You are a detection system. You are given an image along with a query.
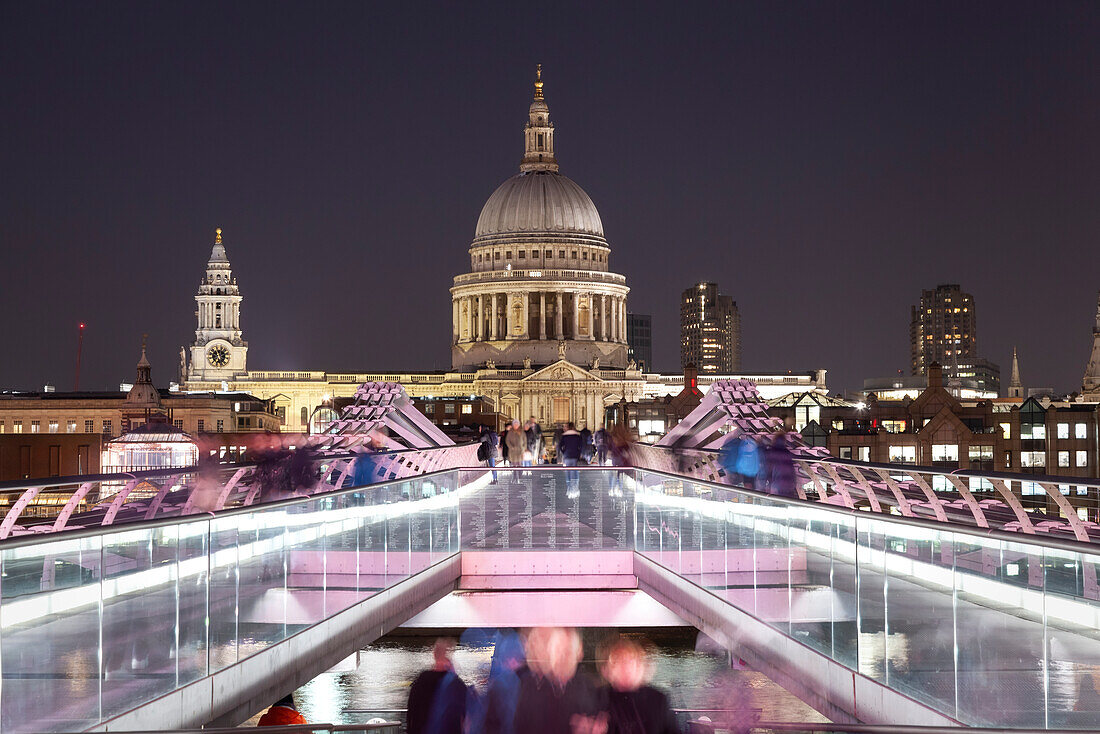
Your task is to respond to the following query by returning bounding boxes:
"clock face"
[207,345,230,368]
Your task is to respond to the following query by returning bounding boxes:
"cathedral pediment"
[523,360,603,383]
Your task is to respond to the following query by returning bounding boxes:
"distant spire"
[1008,346,1023,398]
[1084,291,1100,395]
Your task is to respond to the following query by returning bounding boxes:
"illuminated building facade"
[180,70,825,431]
[909,284,999,394]
[1084,291,1100,398]
[680,282,741,373]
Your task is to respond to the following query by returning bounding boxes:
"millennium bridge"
[3,382,1100,732]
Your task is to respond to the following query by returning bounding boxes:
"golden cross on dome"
[215,227,222,244]
[534,63,544,99]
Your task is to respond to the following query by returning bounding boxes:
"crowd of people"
[407,630,682,734]
[477,420,636,470]
[717,430,797,498]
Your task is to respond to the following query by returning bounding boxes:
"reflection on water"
[251,628,829,727]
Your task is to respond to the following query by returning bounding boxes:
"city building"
[0,345,282,480]
[770,363,1100,516]
[626,313,652,371]
[180,70,825,430]
[1084,291,1100,398]
[862,357,1001,401]
[680,282,741,373]
[909,283,999,394]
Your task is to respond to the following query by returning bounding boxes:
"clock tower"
[185,228,248,382]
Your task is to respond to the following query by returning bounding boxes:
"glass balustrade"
[4,466,1100,731]
[633,468,1100,729]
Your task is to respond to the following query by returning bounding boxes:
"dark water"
[249,628,829,728]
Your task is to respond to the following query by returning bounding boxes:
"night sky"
[2,2,1098,395]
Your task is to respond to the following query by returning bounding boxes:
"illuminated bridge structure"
[3,383,1100,731]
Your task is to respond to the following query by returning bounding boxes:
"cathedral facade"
[181,70,828,433]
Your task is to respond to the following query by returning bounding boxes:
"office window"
[31,420,40,434]
[444,403,455,415]
[1020,424,1046,440]
[832,420,844,431]
[13,421,22,434]
[48,420,58,434]
[1077,451,1088,468]
[1021,451,1045,468]
[839,446,852,459]
[461,404,473,414]
[1077,423,1088,439]
[101,420,111,435]
[1021,481,1043,496]
[0,421,4,433]
[1058,423,1070,439]
[216,420,224,433]
[858,446,870,462]
[1058,451,1071,468]
[932,444,959,462]
[66,420,76,433]
[84,419,94,433]
[1000,423,1011,439]
[174,419,184,430]
[197,419,205,432]
[881,420,906,434]
[1004,451,1012,468]
[888,446,916,463]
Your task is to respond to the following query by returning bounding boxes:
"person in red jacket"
[258,694,307,726]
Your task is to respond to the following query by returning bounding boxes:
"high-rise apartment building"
[626,313,652,370]
[910,284,977,376]
[680,282,741,373]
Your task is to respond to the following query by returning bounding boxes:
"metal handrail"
[636,465,1100,555]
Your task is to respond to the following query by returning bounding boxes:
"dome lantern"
[521,64,558,173]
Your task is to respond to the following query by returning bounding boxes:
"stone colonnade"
[454,290,628,344]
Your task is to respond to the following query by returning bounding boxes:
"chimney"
[928,361,943,388]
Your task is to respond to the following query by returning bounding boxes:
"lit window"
[839,446,852,459]
[858,446,870,462]
[932,444,959,462]
[1077,451,1088,468]
[31,420,40,434]
[888,445,916,463]
[1076,423,1088,439]
[66,420,76,433]
[1057,423,1070,439]
[13,421,22,434]
[1021,451,1046,468]
[48,420,58,434]
[461,404,473,414]
[1058,451,1070,468]
[1000,423,1011,439]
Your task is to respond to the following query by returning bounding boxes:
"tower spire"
[1084,291,1100,396]
[1008,346,1022,398]
[520,64,558,173]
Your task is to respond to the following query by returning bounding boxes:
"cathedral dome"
[474,171,604,239]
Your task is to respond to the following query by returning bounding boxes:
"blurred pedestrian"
[558,423,584,495]
[479,424,500,483]
[505,420,526,468]
[580,425,594,463]
[258,694,307,726]
[763,432,797,498]
[594,427,609,466]
[408,638,467,734]
[599,637,680,734]
[516,628,606,734]
[525,417,543,464]
[732,435,761,490]
[481,630,527,734]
